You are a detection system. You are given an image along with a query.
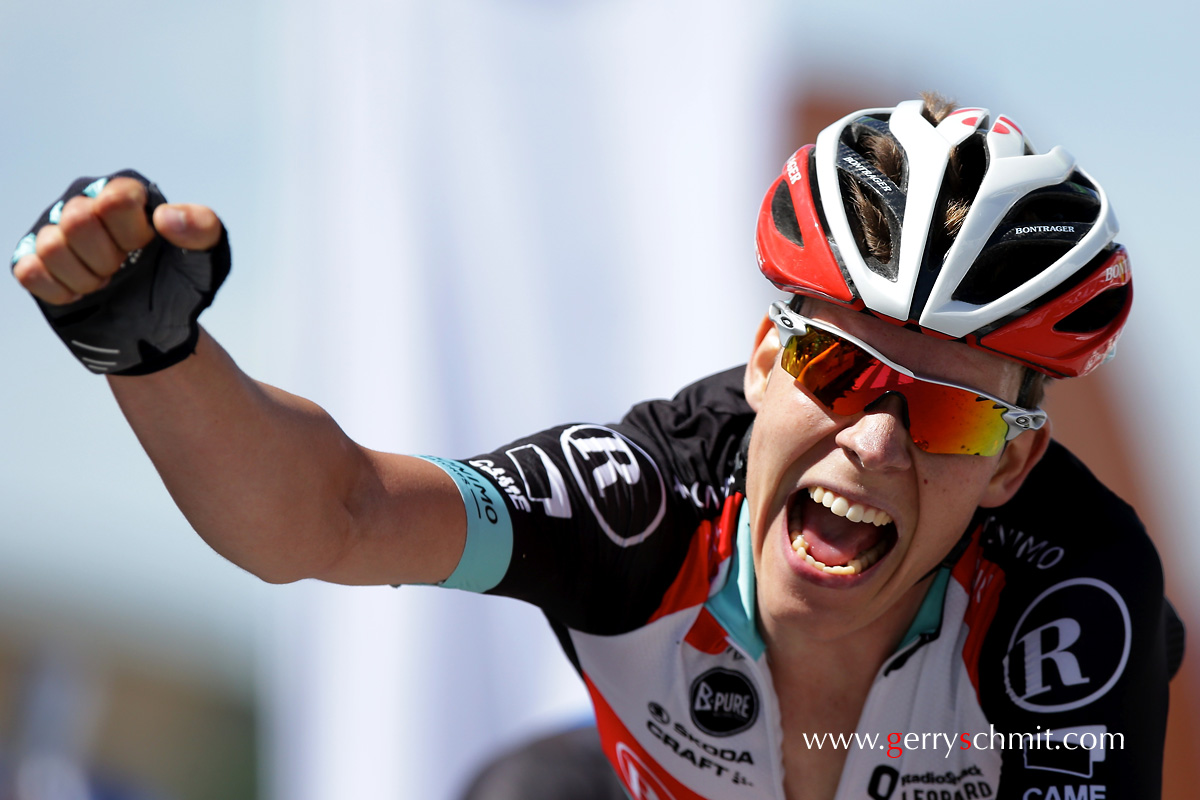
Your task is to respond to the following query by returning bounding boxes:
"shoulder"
[451,367,754,634]
[620,365,751,439]
[614,366,754,501]
[977,440,1163,656]
[969,441,1170,790]
[981,439,1158,581]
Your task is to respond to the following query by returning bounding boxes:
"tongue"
[791,499,884,566]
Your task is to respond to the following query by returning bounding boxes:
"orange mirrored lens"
[781,331,1009,456]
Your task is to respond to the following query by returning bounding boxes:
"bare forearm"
[108,328,365,583]
[16,176,464,586]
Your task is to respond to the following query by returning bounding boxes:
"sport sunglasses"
[767,301,1047,456]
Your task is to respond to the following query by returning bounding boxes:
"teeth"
[807,487,891,529]
[791,486,896,577]
[791,530,891,576]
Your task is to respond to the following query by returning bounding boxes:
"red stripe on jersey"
[954,530,1007,697]
[647,518,714,625]
[684,607,730,655]
[646,494,743,625]
[585,675,711,800]
[950,525,983,591]
[709,494,741,581]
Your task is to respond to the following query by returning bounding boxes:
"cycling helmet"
[755,98,1132,378]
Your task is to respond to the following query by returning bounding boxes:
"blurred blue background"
[2,1,1196,798]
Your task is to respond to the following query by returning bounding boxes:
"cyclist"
[11,94,1180,799]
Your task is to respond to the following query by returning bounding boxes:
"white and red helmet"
[756,99,1132,378]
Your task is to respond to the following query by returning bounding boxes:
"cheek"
[756,375,833,448]
[910,459,999,557]
[746,381,845,566]
[746,384,826,498]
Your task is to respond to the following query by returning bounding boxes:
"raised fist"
[11,171,231,375]
[13,177,222,306]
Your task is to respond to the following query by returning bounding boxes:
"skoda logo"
[689,668,759,737]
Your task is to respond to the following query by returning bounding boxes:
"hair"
[845,91,1049,409]
[846,91,978,263]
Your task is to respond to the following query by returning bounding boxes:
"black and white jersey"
[418,367,1176,799]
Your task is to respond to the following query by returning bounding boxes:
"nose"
[834,392,913,472]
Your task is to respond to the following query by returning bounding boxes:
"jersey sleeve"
[416,366,754,636]
[975,442,1173,798]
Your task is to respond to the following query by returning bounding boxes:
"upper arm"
[975,467,1170,798]
[317,369,752,618]
[325,421,706,630]
[310,450,468,586]
[987,582,1170,798]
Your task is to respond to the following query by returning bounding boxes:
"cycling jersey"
[419,367,1176,800]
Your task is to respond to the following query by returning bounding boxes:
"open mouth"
[787,487,898,576]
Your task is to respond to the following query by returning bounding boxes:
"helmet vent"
[1055,283,1130,333]
[942,132,987,239]
[952,177,1102,306]
[952,241,1072,305]
[839,172,900,280]
[771,182,804,247]
[1005,181,1100,227]
[835,128,906,282]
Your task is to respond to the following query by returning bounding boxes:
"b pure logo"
[689,668,759,737]
[561,425,666,547]
[1003,578,1131,713]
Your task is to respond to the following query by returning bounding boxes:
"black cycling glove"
[11,170,230,375]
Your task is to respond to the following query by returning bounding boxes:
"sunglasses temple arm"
[1002,407,1048,440]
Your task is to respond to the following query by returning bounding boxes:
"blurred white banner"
[259,1,775,797]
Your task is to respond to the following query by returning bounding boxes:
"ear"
[744,314,780,412]
[978,420,1052,508]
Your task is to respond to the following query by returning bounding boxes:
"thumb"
[152,203,223,250]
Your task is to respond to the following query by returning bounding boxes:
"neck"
[763,575,936,800]
[764,571,933,675]
[763,571,935,725]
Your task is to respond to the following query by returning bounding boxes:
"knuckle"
[58,196,96,235]
[97,179,147,216]
[13,260,69,304]
[12,256,41,286]
[35,225,67,259]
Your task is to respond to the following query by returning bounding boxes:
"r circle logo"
[560,425,666,547]
[689,668,759,737]
[1002,578,1131,713]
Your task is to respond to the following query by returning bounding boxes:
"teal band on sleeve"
[416,455,514,593]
